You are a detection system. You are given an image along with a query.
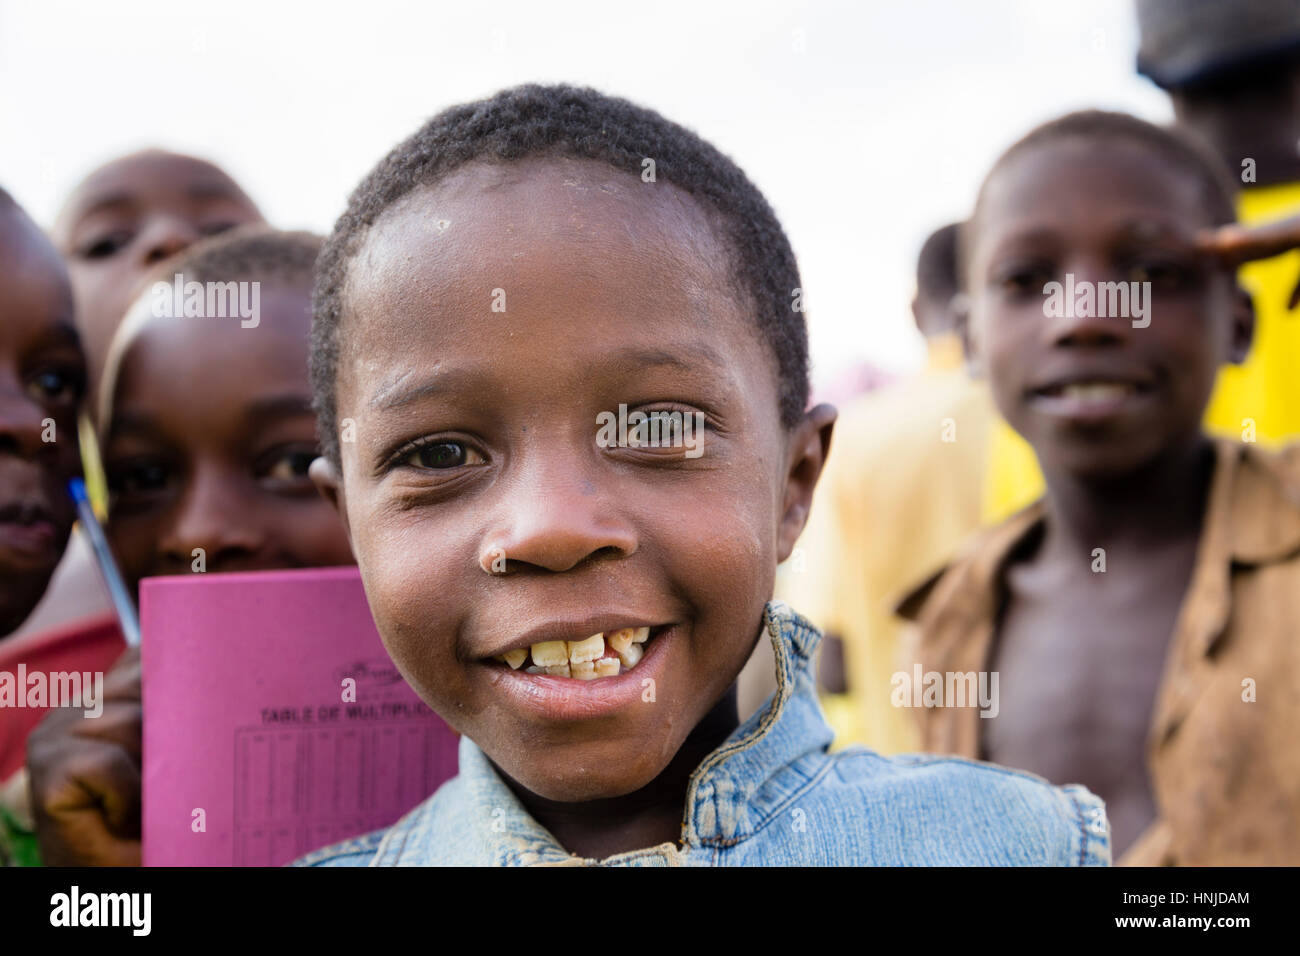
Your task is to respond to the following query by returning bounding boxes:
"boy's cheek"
[68,269,123,349]
[354,525,464,660]
[659,481,777,644]
[272,499,355,567]
[107,519,158,589]
[43,422,82,492]
[980,326,1029,413]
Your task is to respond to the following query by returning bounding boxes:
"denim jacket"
[294,601,1110,866]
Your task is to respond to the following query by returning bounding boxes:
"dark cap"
[1136,0,1300,89]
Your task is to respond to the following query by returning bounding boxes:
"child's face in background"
[321,157,821,802]
[0,209,85,634]
[52,152,264,389]
[102,282,353,594]
[966,140,1250,478]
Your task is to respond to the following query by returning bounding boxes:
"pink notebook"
[140,566,459,866]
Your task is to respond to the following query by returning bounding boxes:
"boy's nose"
[1046,263,1134,349]
[137,214,201,267]
[158,466,266,569]
[479,471,637,575]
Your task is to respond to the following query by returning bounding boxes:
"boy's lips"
[483,623,678,721]
[0,501,62,563]
[1025,371,1157,423]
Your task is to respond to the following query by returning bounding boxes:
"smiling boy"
[297,84,1109,866]
[0,190,84,639]
[0,187,90,865]
[901,110,1300,865]
[24,227,355,866]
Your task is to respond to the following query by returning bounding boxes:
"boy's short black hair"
[963,109,1239,276]
[310,83,808,466]
[917,222,962,301]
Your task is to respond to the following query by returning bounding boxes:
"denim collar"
[368,601,831,865]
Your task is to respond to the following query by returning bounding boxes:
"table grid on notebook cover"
[233,720,458,866]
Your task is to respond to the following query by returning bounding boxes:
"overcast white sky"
[0,0,1169,384]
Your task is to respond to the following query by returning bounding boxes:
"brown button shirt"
[899,440,1300,865]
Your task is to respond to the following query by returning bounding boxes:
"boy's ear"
[951,292,983,377]
[309,456,351,537]
[1228,284,1255,365]
[777,402,836,563]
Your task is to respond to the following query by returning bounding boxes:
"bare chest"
[982,551,1193,852]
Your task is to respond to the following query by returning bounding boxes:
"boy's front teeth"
[570,659,618,680]
[1060,382,1134,400]
[567,633,605,663]
[529,641,569,667]
[498,627,654,677]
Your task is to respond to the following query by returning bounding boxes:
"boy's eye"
[256,447,319,487]
[600,404,715,462]
[994,263,1054,296]
[105,459,173,499]
[1127,260,1190,289]
[27,366,86,406]
[198,220,242,238]
[79,229,134,260]
[400,439,486,470]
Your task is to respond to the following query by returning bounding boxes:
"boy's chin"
[492,743,671,803]
[1039,432,1177,481]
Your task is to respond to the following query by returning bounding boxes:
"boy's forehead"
[337,157,777,404]
[58,152,248,228]
[120,279,310,354]
[2,204,64,266]
[0,206,73,307]
[128,309,306,368]
[976,139,1210,248]
[110,323,315,447]
[112,285,313,414]
[369,157,726,259]
[348,156,739,326]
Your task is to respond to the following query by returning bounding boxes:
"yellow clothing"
[777,336,994,753]
[983,182,1300,522]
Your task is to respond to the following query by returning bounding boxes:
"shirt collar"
[371,600,831,865]
[1221,440,1300,565]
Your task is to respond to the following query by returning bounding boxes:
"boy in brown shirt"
[901,110,1300,865]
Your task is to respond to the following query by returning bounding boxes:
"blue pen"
[68,477,141,648]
